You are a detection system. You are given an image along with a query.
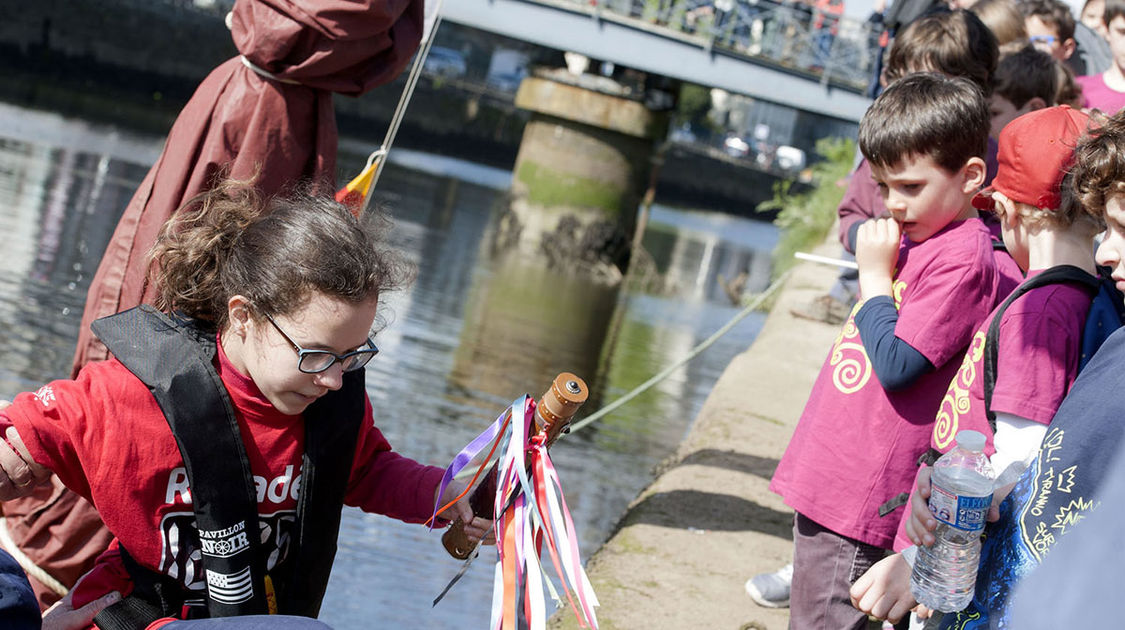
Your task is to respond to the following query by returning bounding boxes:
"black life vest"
[90,306,365,626]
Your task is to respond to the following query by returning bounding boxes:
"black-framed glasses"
[264,313,379,374]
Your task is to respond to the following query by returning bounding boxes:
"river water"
[0,101,778,627]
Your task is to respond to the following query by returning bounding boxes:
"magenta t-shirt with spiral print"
[887,274,1090,551]
[930,273,1090,456]
[770,219,1018,549]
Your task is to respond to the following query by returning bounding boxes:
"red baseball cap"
[972,106,1091,212]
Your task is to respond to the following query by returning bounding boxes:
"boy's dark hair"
[993,45,1059,109]
[1021,0,1077,41]
[1055,60,1083,107]
[1072,110,1125,219]
[1104,0,1125,26]
[860,73,990,173]
[884,9,999,96]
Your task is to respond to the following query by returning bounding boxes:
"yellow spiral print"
[933,331,987,449]
[829,301,873,394]
[831,341,872,393]
[892,278,906,308]
[831,301,864,347]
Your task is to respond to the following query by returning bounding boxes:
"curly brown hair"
[1071,111,1125,222]
[148,178,411,330]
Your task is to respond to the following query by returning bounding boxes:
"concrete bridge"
[442,0,878,123]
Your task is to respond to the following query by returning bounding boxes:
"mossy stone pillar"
[508,74,667,276]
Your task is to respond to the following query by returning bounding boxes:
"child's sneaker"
[744,563,793,608]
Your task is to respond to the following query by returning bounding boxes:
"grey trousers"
[789,512,896,630]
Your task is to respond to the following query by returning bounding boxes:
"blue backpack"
[983,265,1125,429]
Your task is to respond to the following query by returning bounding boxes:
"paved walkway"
[551,238,846,630]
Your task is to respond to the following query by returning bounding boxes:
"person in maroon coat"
[3,0,425,609]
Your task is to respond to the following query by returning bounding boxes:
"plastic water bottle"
[910,430,994,612]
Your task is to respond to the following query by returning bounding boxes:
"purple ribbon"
[429,404,513,529]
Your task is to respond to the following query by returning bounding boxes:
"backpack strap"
[93,305,368,619]
[93,306,270,617]
[983,266,1099,433]
[1078,268,1125,370]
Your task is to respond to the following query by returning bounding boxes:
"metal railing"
[534,0,884,91]
[151,0,884,92]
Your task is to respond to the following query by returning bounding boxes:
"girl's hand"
[439,479,495,546]
[906,467,938,547]
[0,420,51,501]
[42,590,121,630]
[856,218,901,299]
[989,480,1017,523]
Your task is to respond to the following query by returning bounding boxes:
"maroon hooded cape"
[71,0,423,373]
[7,0,422,609]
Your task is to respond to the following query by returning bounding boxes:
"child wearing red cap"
[767,73,1020,629]
[850,105,1103,628]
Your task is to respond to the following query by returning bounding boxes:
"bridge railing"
[532,0,885,92]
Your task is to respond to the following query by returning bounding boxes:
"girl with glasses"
[0,179,492,625]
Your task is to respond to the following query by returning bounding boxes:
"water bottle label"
[928,485,991,531]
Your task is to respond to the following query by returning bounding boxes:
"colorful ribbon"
[428,406,512,529]
[433,395,599,629]
[491,397,599,630]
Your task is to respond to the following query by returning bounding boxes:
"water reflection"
[0,127,153,392]
[0,103,778,628]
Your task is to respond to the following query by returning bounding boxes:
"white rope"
[793,251,858,270]
[359,0,447,214]
[567,268,792,434]
[453,269,794,479]
[0,516,68,596]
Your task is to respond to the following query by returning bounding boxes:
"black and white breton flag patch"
[205,566,254,604]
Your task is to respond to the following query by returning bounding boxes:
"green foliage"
[641,0,664,21]
[674,83,718,134]
[757,136,856,278]
[678,84,711,120]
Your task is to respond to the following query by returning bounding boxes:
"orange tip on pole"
[335,159,378,216]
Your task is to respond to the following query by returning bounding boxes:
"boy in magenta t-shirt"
[1077,0,1125,113]
[849,107,1104,627]
[768,73,1020,629]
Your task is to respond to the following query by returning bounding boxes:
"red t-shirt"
[0,340,444,606]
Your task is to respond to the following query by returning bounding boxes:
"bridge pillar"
[504,71,668,278]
